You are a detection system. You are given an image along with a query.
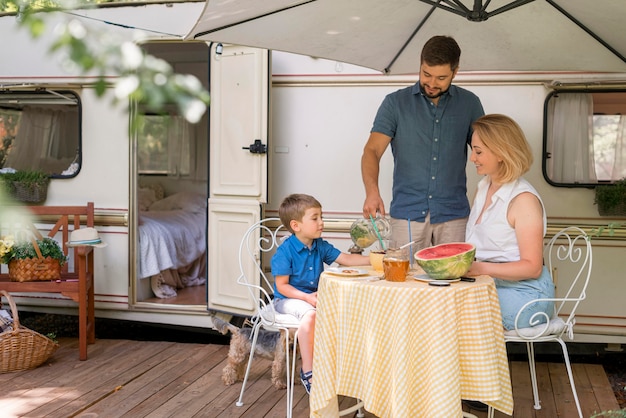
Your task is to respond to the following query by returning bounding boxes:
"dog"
[213,315,292,390]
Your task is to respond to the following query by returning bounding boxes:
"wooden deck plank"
[533,361,559,418]
[550,362,581,417]
[574,362,602,417]
[23,339,176,417]
[140,345,232,418]
[587,363,621,415]
[0,338,620,418]
[121,344,229,417]
[80,343,223,417]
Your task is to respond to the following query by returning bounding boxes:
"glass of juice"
[383,247,409,282]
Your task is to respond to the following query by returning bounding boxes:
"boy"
[271,194,370,394]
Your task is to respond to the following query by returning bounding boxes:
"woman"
[465,114,554,330]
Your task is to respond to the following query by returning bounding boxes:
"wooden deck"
[0,337,620,418]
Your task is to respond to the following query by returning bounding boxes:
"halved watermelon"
[414,242,476,280]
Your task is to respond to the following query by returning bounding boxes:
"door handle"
[242,139,267,154]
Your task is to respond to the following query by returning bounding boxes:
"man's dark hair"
[421,36,461,70]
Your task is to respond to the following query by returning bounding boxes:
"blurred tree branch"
[0,0,210,123]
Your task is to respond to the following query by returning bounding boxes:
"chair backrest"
[237,218,288,325]
[545,226,593,327]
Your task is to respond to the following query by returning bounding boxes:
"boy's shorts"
[273,298,315,320]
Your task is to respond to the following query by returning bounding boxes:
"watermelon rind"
[414,242,476,280]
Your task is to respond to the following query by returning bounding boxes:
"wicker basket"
[0,290,59,373]
[7,239,62,282]
[7,180,49,204]
[597,201,626,217]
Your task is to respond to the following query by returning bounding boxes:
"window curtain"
[5,106,78,172]
[546,93,597,183]
[167,115,192,177]
[611,116,626,180]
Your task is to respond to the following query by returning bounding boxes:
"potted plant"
[0,235,66,282]
[594,178,626,216]
[0,169,50,203]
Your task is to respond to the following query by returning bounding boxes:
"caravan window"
[543,90,626,187]
[137,110,192,176]
[0,91,81,178]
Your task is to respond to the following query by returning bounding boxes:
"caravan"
[0,1,625,345]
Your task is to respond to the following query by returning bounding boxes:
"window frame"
[542,88,626,188]
[0,89,82,179]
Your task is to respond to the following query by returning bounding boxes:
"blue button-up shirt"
[271,234,341,299]
[372,83,484,223]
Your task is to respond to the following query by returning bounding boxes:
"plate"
[326,267,369,277]
[413,274,461,283]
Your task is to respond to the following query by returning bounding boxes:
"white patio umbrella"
[185,0,626,74]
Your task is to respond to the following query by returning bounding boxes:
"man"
[361,35,484,249]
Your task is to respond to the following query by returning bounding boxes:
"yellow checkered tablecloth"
[310,270,514,418]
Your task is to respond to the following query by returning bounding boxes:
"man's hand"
[363,194,386,218]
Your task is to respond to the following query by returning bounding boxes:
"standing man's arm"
[362,132,392,218]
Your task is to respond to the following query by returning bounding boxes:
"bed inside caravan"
[137,185,207,301]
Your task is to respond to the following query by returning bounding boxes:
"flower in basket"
[1,237,67,282]
[1,237,66,266]
[0,235,14,261]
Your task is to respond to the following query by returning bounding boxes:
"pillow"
[149,191,207,213]
[139,183,164,200]
[504,317,566,338]
[138,187,157,211]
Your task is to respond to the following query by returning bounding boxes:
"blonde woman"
[465,114,554,331]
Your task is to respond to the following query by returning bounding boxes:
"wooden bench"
[0,202,96,360]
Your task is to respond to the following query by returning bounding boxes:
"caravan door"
[207,44,270,316]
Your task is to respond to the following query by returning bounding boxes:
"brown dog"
[213,315,290,389]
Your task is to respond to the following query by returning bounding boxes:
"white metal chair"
[235,218,365,418]
[234,218,301,418]
[503,226,592,418]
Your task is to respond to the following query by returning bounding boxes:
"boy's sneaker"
[300,369,312,395]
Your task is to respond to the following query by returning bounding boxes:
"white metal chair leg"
[287,330,298,418]
[526,341,541,410]
[487,405,494,418]
[236,322,262,407]
[558,339,583,418]
[339,399,364,416]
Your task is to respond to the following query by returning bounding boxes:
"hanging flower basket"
[0,170,50,204]
[7,181,49,203]
[595,179,626,217]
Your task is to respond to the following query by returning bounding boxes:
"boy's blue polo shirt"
[271,234,341,299]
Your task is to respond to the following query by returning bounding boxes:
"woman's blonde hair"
[472,114,533,183]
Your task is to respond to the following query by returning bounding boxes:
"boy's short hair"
[278,193,322,233]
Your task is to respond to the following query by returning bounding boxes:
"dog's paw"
[272,379,287,390]
[222,366,238,386]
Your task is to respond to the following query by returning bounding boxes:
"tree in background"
[0,0,210,124]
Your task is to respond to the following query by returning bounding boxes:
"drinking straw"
[369,214,386,250]
[408,218,413,268]
[399,240,417,249]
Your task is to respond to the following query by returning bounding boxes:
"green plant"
[591,409,626,418]
[591,221,625,238]
[0,169,49,191]
[45,332,58,344]
[595,178,626,215]
[0,236,66,266]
